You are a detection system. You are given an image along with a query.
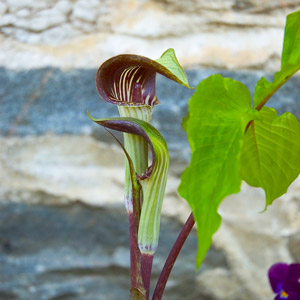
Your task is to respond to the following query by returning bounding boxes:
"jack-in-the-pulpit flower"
[268,262,300,300]
[89,116,169,254]
[96,48,191,107]
[94,49,191,255]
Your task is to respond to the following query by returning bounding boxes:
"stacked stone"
[0,0,299,69]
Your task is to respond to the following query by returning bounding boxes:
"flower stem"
[152,212,195,300]
[129,205,144,294]
[126,145,147,296]
[141,253,154,298]
[118,106,153,299]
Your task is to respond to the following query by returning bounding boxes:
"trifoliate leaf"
[240,107,300,206]
[178,74,257,268]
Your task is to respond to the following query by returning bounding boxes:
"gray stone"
[1,27,40,44]
[72,20,97,33]
[0,201,227,300]
[0,0,299,70]
[0,1,68,37]
[16,7,67,32]
[0,135,125,207]
[288,232,300,261]
[0,2,7,16]
[5,0,51,13]
[196,268,250,300]
[0,67,299,162]
[71,0,99,23]
[53,0,73,16]
[15,8,31,18]
[0,14,16,27]
[40,24,82,45]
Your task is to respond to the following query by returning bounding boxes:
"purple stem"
[152,212,195,300]
[129,212,144,292]
[141,253,154,298]
[129,186,147,297]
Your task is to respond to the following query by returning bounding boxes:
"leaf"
[88,115,169,254]
[240,107,300,206]
[96,48,191,107]
[178,74,257,268]
[155,48,191,89]
[254,10,300,110]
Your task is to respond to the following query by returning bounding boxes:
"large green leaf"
[88,115,169,254]
[240,107,300,206]
[178,74,257,267]
[254,10,300,110]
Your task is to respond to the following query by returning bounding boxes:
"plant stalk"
[129,190,144,295]
[119,106,153,299]
[152,212,195,300]
[141,253,154,299]
[125,133,148,296]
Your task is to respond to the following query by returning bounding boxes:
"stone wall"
[1,0,300,70]
[0,1,300,300]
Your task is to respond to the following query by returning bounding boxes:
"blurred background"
[0,1,300,299]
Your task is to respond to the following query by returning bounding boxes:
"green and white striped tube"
[119,106,170,254]
[118,106,153,213]
[138,134,169,254]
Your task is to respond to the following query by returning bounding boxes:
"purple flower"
[268,263,300,300]
[95,49,191,107]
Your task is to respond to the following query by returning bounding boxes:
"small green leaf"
[240,107,300,206]
[281,10,300,68]
[89,114,169,254]
[254,10,300,110]
[178,74,257,267]
[155,48,192,89]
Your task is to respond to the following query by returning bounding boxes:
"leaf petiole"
[152,212,195,300]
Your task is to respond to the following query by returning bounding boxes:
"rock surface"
[1,67,299,163]
[0,201,229,300]
[0,0,299,70]
[0,133,300,300]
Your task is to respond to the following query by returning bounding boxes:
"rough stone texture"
[0,135,125,207]
[1,133,300,300]
[0,0,299,70]
[288,232,300,261]
[0,201,229,300]
[1,67,300,161]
